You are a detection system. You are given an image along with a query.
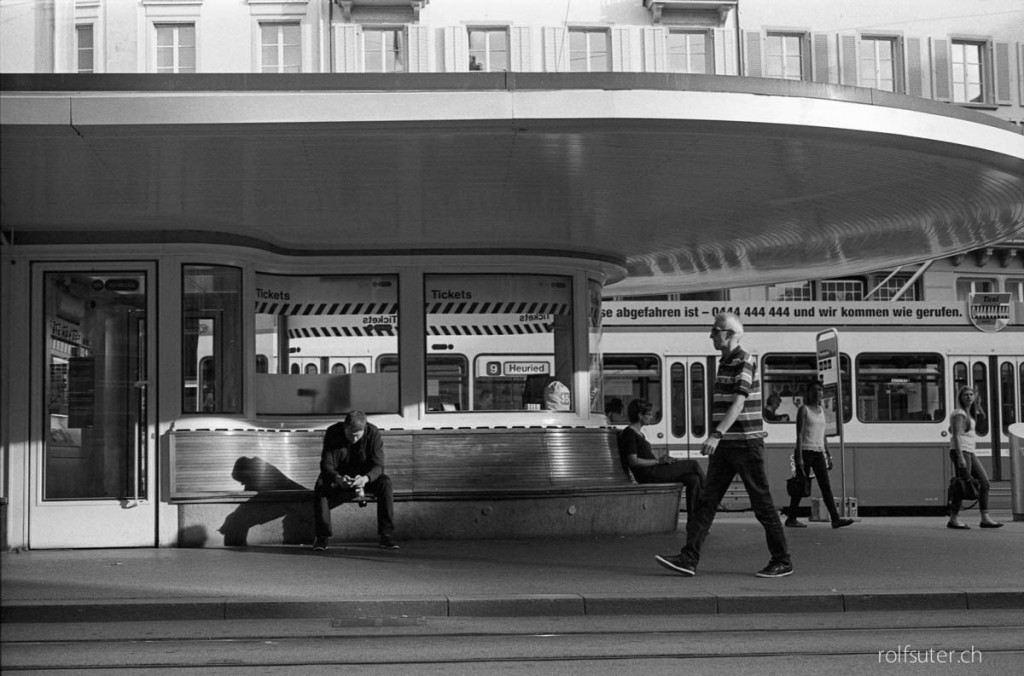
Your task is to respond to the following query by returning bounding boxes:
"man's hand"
[701,436,720,456]
[346,475,369,489]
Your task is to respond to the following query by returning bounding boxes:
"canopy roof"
[2,73,1023,294]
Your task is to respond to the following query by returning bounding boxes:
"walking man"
[655,312,792,578]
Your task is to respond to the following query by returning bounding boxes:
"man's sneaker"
[784,518,807,528]
[755,561,794,578]
[312,536,328,551]
[831,518,854,529]
[378,535,400,550]
[654,554,696,576]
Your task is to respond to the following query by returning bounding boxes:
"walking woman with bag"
[947,386,1002,530]
[784,381,854,529]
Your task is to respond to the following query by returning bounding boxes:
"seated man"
[763,393,790,422]
[617,399,705,515]
[312,410,398,550]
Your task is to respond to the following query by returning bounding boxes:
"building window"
[859,37,897,92]
[182,265,242,414]
[364,27,406,73]
[869,273,920,301]
[667,30,710,74]
[770,282,812,301]
[427,274,574,412]
[261,22,301,73]
[253,273,399,415]
[76,25,94,73]
[156,24,195,73]
[956,277,997,301]
[569,29,609,72]
[1007,279,1024,302]
[764,32,805,81]
[951,40,985,103]
[468,28,508,72]
[820,279,865,302]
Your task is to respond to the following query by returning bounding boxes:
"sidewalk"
[2,513,1021,623]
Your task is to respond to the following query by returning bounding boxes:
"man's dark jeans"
[313,474,395,538]
[681,440,789,566]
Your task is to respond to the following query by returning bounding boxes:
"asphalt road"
[3,610,1022,674]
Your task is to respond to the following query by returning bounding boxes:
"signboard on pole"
[816,329,841,437]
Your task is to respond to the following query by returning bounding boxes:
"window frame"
[951,38,990,105]
[859,34,903,93]
[764,31,808,81]
[856,352,945,424]
[76,24,95,74]
[260,21,302,73]
[568,27,610,73]
[154,22,196,74]
[602,353,663,424]
[467,26,510,72]
[666,29,714,74]
[363,25,407,73]
[762,353,853,425]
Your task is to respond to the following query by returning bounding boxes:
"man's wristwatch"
[711,430,723,439]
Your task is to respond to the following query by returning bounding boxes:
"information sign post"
[816,329,850,517]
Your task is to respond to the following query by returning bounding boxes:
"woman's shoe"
[946,522,970,530]
[979,522,1003,529]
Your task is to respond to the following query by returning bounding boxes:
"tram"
[255,291,1021,514]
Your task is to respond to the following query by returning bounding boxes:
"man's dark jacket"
[318,422,385,486]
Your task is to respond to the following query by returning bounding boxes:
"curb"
[3,590,1022,624]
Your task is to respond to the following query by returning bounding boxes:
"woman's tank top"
[799,405,827,452]
[950,409,977,453]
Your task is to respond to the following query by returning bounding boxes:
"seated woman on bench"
[618,399,705,516]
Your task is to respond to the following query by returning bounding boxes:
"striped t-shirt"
[713,347,766,443]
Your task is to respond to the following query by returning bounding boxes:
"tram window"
[426,274,574,412]
[474,355,556,411]
[182,264,242,414]
[691,362,706,437]
[379,354,469,412]
[602,354,662,424]
[254,273,398,415]
[762,354,852,423]
[857,353,944,423]
[1000,362,1017,434]
[670,363,686,436]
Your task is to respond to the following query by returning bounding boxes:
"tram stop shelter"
[2,73,1024,549]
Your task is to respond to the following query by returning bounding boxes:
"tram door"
[30,268,157,548]
[950,356,1003,480]
[602,354,709,456]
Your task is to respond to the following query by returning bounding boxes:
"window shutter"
[643,27,665,72]
[811,33,831,83]
[406,25,430,72]
[511,26,533,72]
[905,37,924,97]
[611,27,632,72]
[334,24,360,73]
[743,30,762,78]
[714,27,736,75]
[838,33,857,85]
[544,26,567,72]
[443,26,468,72]
[994,41,1011,105]
[931,38,951,101]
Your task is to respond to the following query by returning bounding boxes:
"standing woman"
[784,382,854,529]
[618,399,705,516]
[948,386,1002,529]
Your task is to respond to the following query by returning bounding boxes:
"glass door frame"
[28,261,158,549]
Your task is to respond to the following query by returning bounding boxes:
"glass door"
[30,266,156,548]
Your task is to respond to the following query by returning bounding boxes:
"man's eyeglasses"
[709,327,731,336]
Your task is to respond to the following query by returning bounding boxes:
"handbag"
[949,475,981,502]
[786,472,811,499]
